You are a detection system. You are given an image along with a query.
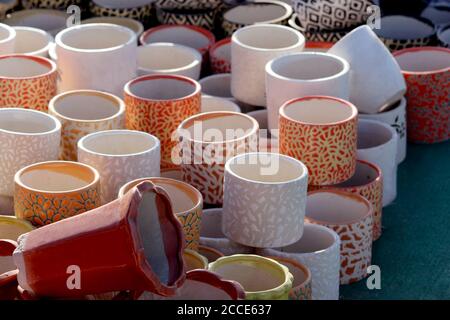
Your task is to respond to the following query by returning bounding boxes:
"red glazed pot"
[209,37,231,74]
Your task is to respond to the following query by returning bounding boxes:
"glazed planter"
[222,0,293,36]
[14,161,101,227]
[438,24,450,48]
[246,109,279,153]
[0,108,61,199]
[184,249,208,271]
[209,254,293,300]
[279,96,358,186]
[22,0,84,10]
[231,24,305,107]
[209,37,231,74]
[118,177,202,250]
[48,90,125,161]
[13,181,185,298]
[257,223,340,300]
[137,43,202,79]
[329,25,407,114]
[78,130,161,204]
[89,0,154,25]
[360,97,407,163]
[124,74,201,169]
[200,208,254,256]
[201,96,241,113]
[374,15,436,52]
[82,17,144,37]
[394,47,450,144]
[223,152,308,248]
[177,111,259,205]
[305,190,373,285]
[156,7,217,31]
[266,52,350,131]
[304,41,334,52]
[357,119,398,207]
[0,54,57,111]
[55,23,137,97]
[0,23,16,54]
[198,245,223,263]
[288,14,350,43]
[266,256,312,300]
[12,26,53,57]
[3,9,67,36]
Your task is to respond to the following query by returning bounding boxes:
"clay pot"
[183,249,208,271]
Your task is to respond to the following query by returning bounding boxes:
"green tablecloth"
[341,141,450,300]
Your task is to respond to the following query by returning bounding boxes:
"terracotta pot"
[89,0,154,25]
[0,108,61,200]
[184,249,208,271]
[177,111,259,204]
[209,254,293,300]
[14,161,101,227]
[209,37,231,74]
[79,130,160,204]
[13,181,185,298]
[279,96,358,186]
[256,223,340,300]
[81,17,144,37]
[223,152,308,248]
[198,245,223,262]
[0,54,57,111]
[12,26,53,57]
[306,190,373,285]
[201,95,241,113]
[48,90,125,161]
[118,177,202,250]
[393,47,450,144]
[3,9,67,36]
[0,23,15,55]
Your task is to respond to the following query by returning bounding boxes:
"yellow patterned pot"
[184,249,208,271]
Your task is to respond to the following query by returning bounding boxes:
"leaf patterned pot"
[14,161,101,227]
[0,23,16,54]
[156,7,217,31]
[209,37,231,74]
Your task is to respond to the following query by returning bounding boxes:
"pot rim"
[224,0,293,26]
[81,16,145,36]
[198,245,224,259]
[359,96,406,117]
[12,26,53,56]
[393,46,450,75]
[0,108,61,137]
[0,23,16,45]
[209,37,231,59]
[0,215,35,233]
[265,255,311,290]
[374,15,436,40]
[184,249,209,270]
[357,118,398,151]
[0,54,56,80]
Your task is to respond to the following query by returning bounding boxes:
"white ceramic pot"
[246,109,279,153]
[4,9,67,36]
[13,26,53,57]
[201,95,241,113]
[265,52,350,131]
[199,73,234,99]
[0,23,16,55]
[357,119,398,207]
[256,223,340,300]
[137,42,202,79]
[82,17,144,37]
[78,130,160,204]
[231,24,305,106]
[55,23,137,97]
[0,108,61,198]
[359,97,407,163]
[223,152,308,248]
[328,25,406,114]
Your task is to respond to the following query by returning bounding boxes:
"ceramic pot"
[118,177,202,250]
[0,108,61,199]
[360,97,407,163]
[78,130,161,204]
[0,23,16,55]
[184,249,208,271]
[279,96,358,186]
[305,190,373,285]
[0,54,57,111]
[222,152,308,248]
[292,0,372,30]
[222,0,293,36]
[0,195,14,215]
[156,7,217,31]
[22,0,84,10]
[209,254,293,300]
[304,41,334,52]
[161,168,183,181]
[177,111,259,205]
[0,0,18,20]
[82,17,145,37]
[329,25,407,114]
[12,26,53,57]
[201,95,241,113]
[231,24,305,107]
[14,161,101,227]
[3,9,67,36]
[13,181,185,298]
[438,23,450,48]
[421,2,450,27]
[266,256,312,300]
[55,23,137,97]
[156,0,221,10]
[393,47,450,144]
[124,74,201,169]
[209,37,231,74]
[200,208,254,256]
[89,0,154,25]
[288,14,351,43]
[198,245,223,262]
[374,15,436,52]
[266,52,350,131]
[137,43,202,79]
[199,73,235,100]
[256,223,340,300]
[246,109,279,154]
[48,90,125,161]
[357,119,398,207]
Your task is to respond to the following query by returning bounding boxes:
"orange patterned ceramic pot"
[279,96,358,186]
[118,177,203,250]
[14,161,101,227]
[48,90,125,161]
[0,54,57,111]
[124,74,201,169]
[305,189,373,285]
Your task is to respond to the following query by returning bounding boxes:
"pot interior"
[375,15,435,39]
[200,209,225,238]
[7,10,67,32]
[357,120,394,149]
[200,74,232,97]
[212,40,231,61]
[334,161,379,188]
[198,246,223,262]
[143,27,210,51]
[0,25,13,41]
[0,109,57,134]
[59,25,133,50]
[14,28,51,54]
[279,224,336,254]
[201,96,240,113]
[0,257,15,275]
[173,279,233,300]
[395,49,450,73]
[0,219,32,241]
[129,76,197,100]
[0,56,51,78]
[275,259,308,288]
[82,17,142,34]
[183,251,207,271]
[235,25,301,50]
[225,3,287,24]
[138,44,200,71]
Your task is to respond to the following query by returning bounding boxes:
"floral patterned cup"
[14,161,101,227]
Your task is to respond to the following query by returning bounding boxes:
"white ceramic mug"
[13,26,53,57]
[265,52,350,131]
[0,23,16,55]
[55,23,137,97]
[231,24,305,106]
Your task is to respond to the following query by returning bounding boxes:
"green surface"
[341,141,450,300]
